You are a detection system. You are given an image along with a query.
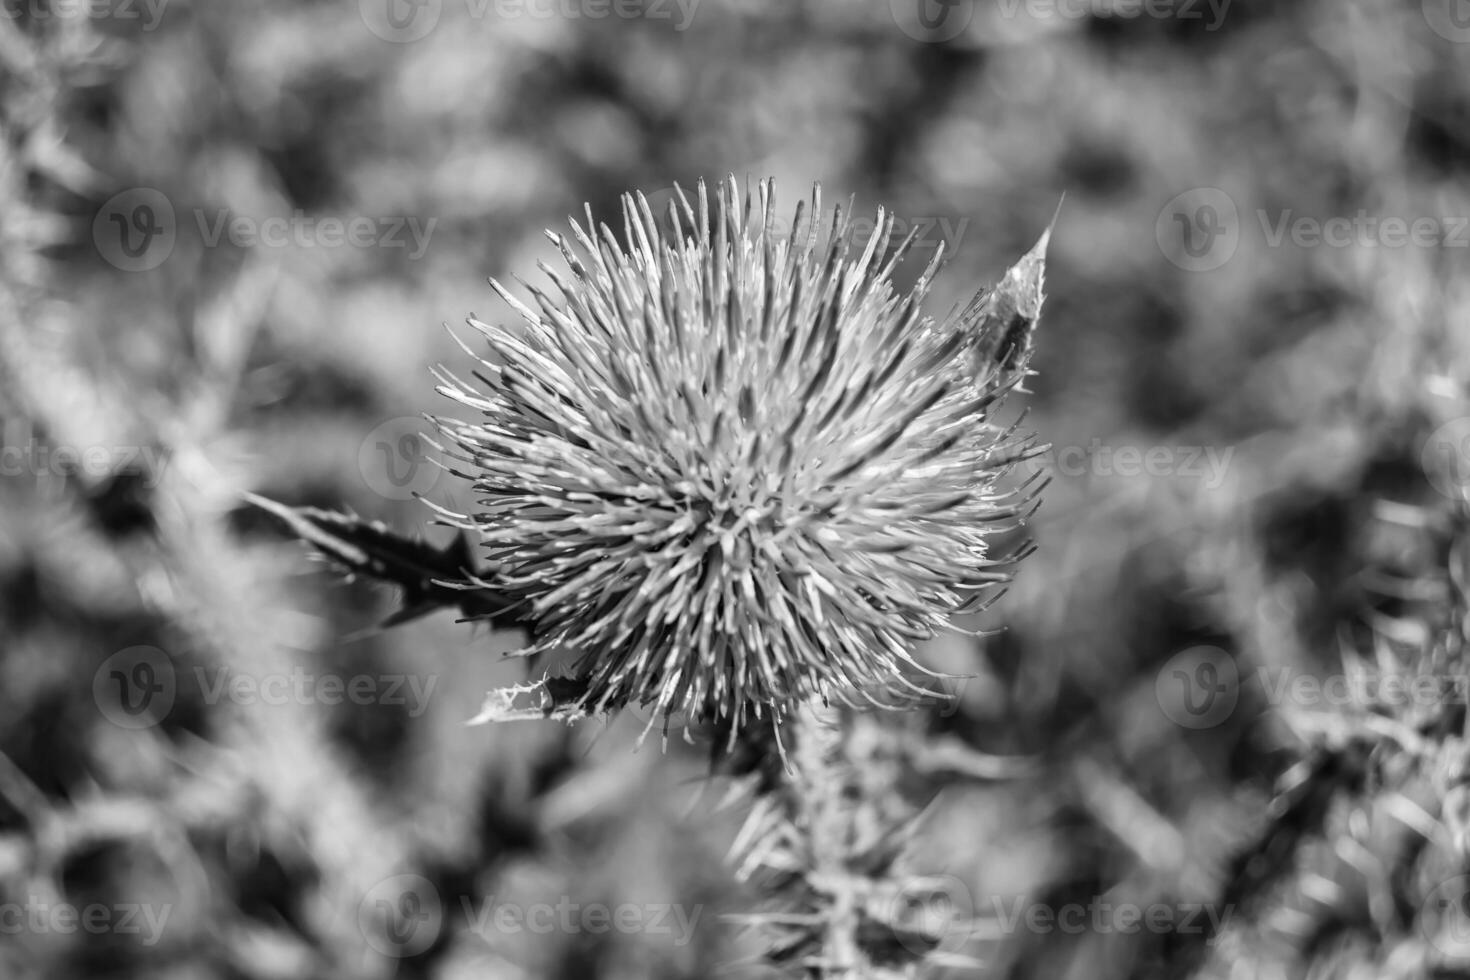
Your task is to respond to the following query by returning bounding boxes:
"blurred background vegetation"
[2,0,1469,977]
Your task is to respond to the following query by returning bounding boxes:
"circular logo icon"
[358,417,442,501]
[885,874,973,956]
[1422,875,1470,959]
[93,645,176,729]
[93,188,176,272]
[890,0,974,42]
[1155,188,1239,272]
[360,0,443,42]
[1155,645,1239,729]
[359,874,443,957]
[1424,0,1470,43]
[1422,417,1470,500]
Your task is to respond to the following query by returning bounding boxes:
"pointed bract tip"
[1025,196,1063,263]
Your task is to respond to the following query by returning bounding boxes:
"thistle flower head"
[434,176,1049,737]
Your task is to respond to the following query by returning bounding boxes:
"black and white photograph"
[1,1,1469,977]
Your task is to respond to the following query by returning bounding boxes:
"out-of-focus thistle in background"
[2,2,1470,979]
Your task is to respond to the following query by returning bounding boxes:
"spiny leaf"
[243,492,520,629]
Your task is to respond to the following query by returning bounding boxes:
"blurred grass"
[1,0,1469,977]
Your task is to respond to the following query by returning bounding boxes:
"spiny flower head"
[433,176,1050,738]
